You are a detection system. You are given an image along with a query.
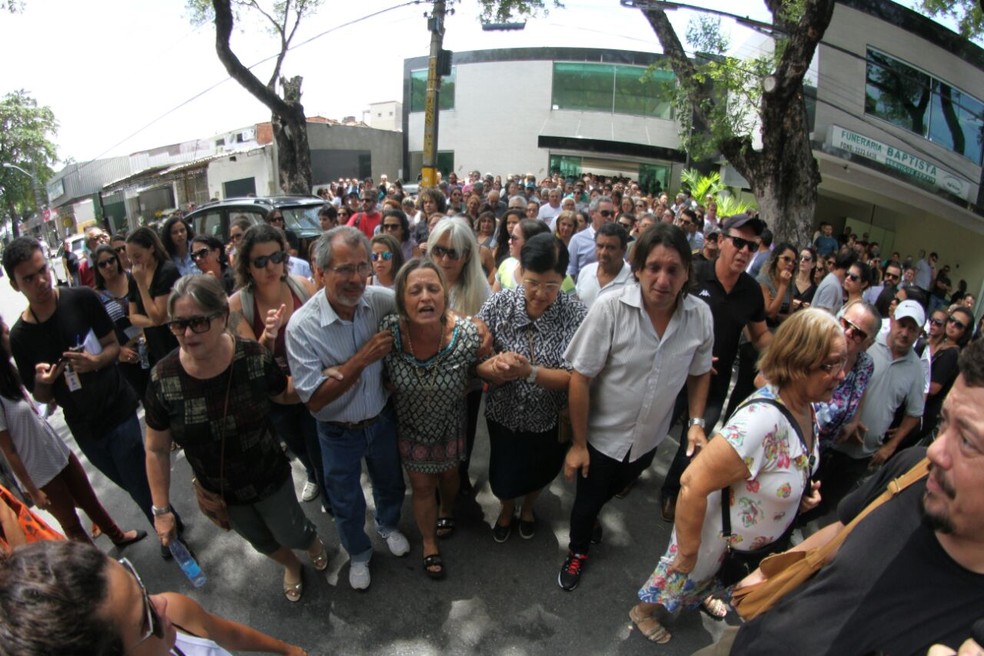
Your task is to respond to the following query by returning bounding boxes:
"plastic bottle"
[137,336,150,369]
[169,539,207,588]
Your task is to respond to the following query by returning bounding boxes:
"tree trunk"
[274,76,312,194]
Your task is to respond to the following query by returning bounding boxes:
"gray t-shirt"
[812,272,844,314]
[0,394,70,489]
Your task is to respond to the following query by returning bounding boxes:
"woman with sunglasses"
[911,306,974,446]
[368,234,404,290]
[0,318,147,548]
[126,227,180,369]
[227,225,327,513]
[380,208,419,261]
[842,261,871,307]
[0,540,308,654]
[160,214,197,276]
[190,235,236,294]
[427,217,492,497]
[92,244,148,395]
[146,275,329,604]
[110,234,131,270]
[791,247,818,311]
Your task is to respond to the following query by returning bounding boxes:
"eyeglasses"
[598,210,614,217]
[250,251,287,268]
[190,247,210,261]
[845,272,861,282]
[119,558,163,648]
[840,317,869,342]
[929,318,945,327]
[371,251,393,262]
[114,245,128,254]
[800,255,813,262]
[268,215,285,223]
[523,279,562,293]
[167,312,223,335]
[779,255,794,262]
[723,234,758,252]
[382,223,402,231]
[818,355,849,375]
[328,262,372,278]
[948,317,968,331]
[619,221,634,228]
[431,245,467,261]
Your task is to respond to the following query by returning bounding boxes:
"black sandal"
[423,553,446,580]
[436,516,456,539]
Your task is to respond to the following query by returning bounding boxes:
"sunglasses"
[97,257,118,269]
[599,210,615,218]
[268,215,284,222]
[840,316,869,342]
[431,245,466,261]
[845,272,861,282]
[371,251,393,262]
[723,234,757,252]
[119,558,163,648]
[883,272,900,281]
[114,245,128,254]
[167,312,223,335]
[382,223,402,231]
[800,255,813,262]
[250,251,287,268]
[190,247,211,261]
[929,318,945,327]
[948,317,968,331]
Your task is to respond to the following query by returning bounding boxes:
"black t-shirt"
[691,260,766,399]
[10,287,138,442]
[732,448,984,656]
[129,260,180,366]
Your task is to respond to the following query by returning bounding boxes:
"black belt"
[326,411,383,430]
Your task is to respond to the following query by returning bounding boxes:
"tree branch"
[772,0,836,98]
[212,0,289,114]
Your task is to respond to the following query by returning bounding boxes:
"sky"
[0,0,962,168]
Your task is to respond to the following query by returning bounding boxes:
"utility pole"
[421,0,447,189]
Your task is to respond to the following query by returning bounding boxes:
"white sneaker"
[301,481,319,502]
[381,529,410,557]
[349,560,371,590]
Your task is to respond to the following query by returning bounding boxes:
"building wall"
[405,52,682,181]
[369,101,402,132]
[206,147,277,199]
[306,124,402,184]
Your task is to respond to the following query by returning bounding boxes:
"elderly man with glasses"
[566,195,616,281]
[78,226,109,288]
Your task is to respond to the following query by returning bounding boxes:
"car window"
[281,206,320,234]
[196,211,224,239]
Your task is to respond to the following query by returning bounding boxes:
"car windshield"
[280,205,320,235]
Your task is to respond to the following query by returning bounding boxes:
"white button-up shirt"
[574,260,634,309]
[564,285,714,462]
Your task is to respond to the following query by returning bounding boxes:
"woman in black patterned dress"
[381,258,482,579]
[477,233,587,543]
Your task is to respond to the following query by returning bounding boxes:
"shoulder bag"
[730,457,929,620]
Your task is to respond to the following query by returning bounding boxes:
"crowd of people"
[1,168,983,655]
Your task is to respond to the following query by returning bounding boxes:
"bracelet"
[526,365,539,384]
[151,504,173,517]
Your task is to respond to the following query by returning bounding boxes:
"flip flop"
[283,569,304,603]
[423,553,446,580]
[629,606,672,644]
[699,595,729,620]
[436,516,456,539]
[309,539,329,572]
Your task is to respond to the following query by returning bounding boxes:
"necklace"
[403,320,446,390]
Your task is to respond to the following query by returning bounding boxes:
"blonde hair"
[757,308,842,387]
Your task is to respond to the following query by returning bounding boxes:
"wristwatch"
[688,417,706,429]
[526,365,539,384]
[151,504,173,517]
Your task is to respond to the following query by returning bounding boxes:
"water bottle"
[169,539,207,588]
[137,336,150,370]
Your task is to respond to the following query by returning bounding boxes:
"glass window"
[549,155,583,179]
[552,63,616,112]
[614,67,674,119]
[864,48,983,165]
[552,62,675,118]
[638,163,670,196]
[409,68,456,112]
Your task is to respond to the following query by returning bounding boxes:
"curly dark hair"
[159,215,195,259]
[235,223,287,290]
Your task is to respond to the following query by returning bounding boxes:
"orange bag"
[0,484,64,551]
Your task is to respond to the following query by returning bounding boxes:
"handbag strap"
[721,397,813,540]
[216,339,236,500]
[812,457,930,562]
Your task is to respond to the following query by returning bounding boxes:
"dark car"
[185,195,325,260]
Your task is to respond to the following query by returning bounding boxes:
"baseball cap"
[894,299,926,326]
[720,213,765,236]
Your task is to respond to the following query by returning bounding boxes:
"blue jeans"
[76,413,155,528]
[316,406,406,563]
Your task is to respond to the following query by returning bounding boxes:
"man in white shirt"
[574,223,633,309]
[567,196,615,280]
[537,189,563,224]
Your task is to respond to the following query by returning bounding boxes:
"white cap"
[894,299,925,326]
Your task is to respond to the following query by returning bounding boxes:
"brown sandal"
[629,606,672,644]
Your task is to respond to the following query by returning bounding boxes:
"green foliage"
[680,169,756,215]
[476,0,562,23]
[185,0,323,39]
[919,0,984,40]
[0,90,58,231]
[0,0,24,12]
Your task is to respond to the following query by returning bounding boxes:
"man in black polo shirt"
[659,214,772,521]
[4,237,179,557]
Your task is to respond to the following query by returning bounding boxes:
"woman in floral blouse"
[477,233,587,543]
[628,309,846,645]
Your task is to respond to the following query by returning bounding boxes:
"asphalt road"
[0,273,737,656]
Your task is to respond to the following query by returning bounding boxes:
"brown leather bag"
[730,457,929,621]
